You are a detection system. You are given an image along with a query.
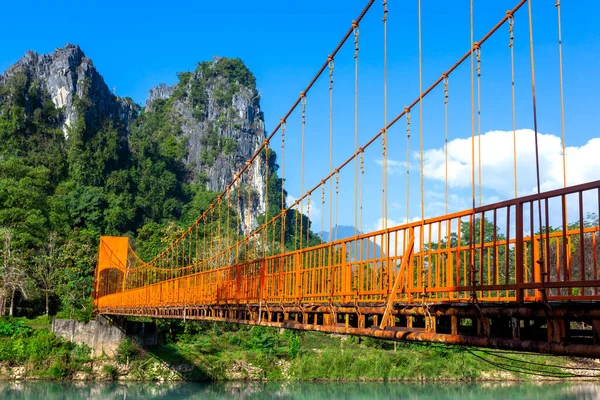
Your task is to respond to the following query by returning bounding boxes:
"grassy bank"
[0,317,597,381]
[142,320,596,381]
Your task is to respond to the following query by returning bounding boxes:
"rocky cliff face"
[0,44,139,137]
[145,57,267,234]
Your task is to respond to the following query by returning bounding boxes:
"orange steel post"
[295,252,301,300]
[534,236,542,301]
[515,201,524,302]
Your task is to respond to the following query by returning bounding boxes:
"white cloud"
[375,159,406,175]
[422,129,600,197]
[368,216,439,256]
[286,194,321,221]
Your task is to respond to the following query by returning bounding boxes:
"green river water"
[0,381,598,399]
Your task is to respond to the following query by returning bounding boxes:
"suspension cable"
[218,197,222,254]
[306,195,311,246]
[354,21,360,238]
[321,186,325,242]
[360,153,364,234]
[329,56,335,241]
[236,180,241,261]
[264,140,269,256]
[294,201,299,251]
[406,108,411,223]
[247,161,252,238]
[280,119,286,253]
[204,217,208,263]
[443,74,449,215]
[469,0,476,294]
[382,0,389,231]
[418,0,424,223]
[508,12,518,198]
[300,93,306,249]
[476,43,482,207]
[470,0,475,212]
[226,192,230,256]
[335,173,339,241]
[556,0,566,187]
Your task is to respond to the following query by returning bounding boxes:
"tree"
[0,158,51,249]
[0,228,29,316]
[56,229,97,319]
[32,231,61,317]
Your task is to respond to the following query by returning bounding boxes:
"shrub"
[102,364,118,380]
[45,360,71,380]
[72,343,92,362]
[0,319,33,337]
[244,326,277,354]
[116,339,140,364]
[288,332,301,359]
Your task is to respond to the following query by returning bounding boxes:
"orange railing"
[96,181,600,312]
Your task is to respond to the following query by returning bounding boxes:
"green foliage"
[128,97,188,225]
[196,58,256,90]
[72,297,94,323]
[172,72,192,100]
[102,364,118,380]
[71,343,92,363]
[245,326,277,354]
[116,338,140,364]
[44,360,72,380]
[0,327,69,365]
[67,79,129,187]
[0,158,52,248]
[287,331,302,359]
[0,73,66,183]
[0,319,33,337]
[198,124,238,167]
[56,231,97,319]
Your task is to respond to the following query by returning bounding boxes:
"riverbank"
[0,317,598,382]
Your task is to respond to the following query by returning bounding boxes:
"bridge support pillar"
[477,319,484,336]
[511,317,520,340]
[372,315,379,327]
[358,314,365,329]
[324,314,332,326]
[547,318,566,343]
[426,316,436,333]
[592,319,600,345]
[451,316,458,335]
[406,316,413,328]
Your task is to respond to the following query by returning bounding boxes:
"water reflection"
[0,381,598,399]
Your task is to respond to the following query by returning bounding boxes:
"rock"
[52,318,125,357]
[0,43,139,138]
[145,57,267,233]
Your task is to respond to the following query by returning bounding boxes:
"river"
[0,381,599,399]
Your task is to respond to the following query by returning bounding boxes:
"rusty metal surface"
[100,305,600,358]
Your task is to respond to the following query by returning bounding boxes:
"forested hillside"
[0,45,318,320]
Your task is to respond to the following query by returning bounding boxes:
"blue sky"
[2,0,599,235]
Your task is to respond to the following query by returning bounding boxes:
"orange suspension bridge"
[94,0,600,356]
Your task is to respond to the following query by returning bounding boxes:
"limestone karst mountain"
[0,46,268,234]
